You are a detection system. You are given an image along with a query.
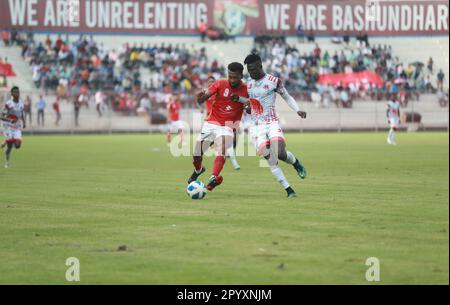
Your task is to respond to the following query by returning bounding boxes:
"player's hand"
[230,93,240,102]
[249,99,263,116]
[297,110,307,119]
[197,90,207,103]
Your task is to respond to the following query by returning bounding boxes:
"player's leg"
[207,134,232,191]
[188,124,213,183]
[387,124,393,144]
[188,140,208,183]
[270,124,307,179]
[15,141,21,149]
[390,126,397,145]
[166,123,172,144]
[257,128,296,198]
[13,132,22,150]
[387,128,393,144]
[4,141,14,168]
[177,121,185,146]
[387,119,398,145]
[226,128,240,170]
[178,128,184,146]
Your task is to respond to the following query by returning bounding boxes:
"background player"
[387,94,401,145]
[0,86,26,168]
[240,53,307,198]
[166,94,184,147]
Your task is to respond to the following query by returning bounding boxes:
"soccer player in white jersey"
[235,54,307,198]
[0,86,26,168]
[387,94,401,145]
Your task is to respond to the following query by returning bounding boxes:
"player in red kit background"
[188,62,262,191]
[166,94,184,147]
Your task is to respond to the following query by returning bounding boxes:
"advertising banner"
[0,0,448,36]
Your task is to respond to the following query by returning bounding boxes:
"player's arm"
[197,81,218,105]
[230,94,263,116]
[275,79,306,119]
[21,110,26,129]
[0,106,12,123]
[197,90,212,105]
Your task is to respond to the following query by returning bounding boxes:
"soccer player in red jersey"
[202,75,241,170]
[188,62,262,191]
[166,94,184,147]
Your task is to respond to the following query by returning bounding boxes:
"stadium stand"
[0,31,448,132]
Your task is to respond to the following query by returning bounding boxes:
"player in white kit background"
[234,54,307,198]
[0,86,26,168]
[387,94,401,145]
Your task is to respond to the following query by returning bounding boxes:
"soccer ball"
[187,181,207,200]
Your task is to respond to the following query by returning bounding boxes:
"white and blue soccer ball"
[187,181,207,200]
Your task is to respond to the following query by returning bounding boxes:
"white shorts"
[3,128,22,142]
[250,122,285,153]
[241,119,254,131]
[168,120,184,133]
[389,118,399,129]
[198,122,234,143]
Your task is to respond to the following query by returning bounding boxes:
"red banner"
[0,63,16,77]
[0,0,448,35]
[318,71,384,87]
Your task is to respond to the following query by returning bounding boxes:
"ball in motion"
[187,181,207,200]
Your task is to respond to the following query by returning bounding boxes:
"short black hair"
[11,86,19,93]
[228,62,244,74]
[244,53,262,65]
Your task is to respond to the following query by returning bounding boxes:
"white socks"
[285,151,297,165]
[388,129,396,144]
[270,165,290,189]
[226,146,240,169]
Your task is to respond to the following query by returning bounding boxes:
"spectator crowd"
[251,33,447,108]
[2,28,226,122]
[1,28,447,127]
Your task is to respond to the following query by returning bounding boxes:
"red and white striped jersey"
[247,74,280,124]
[387,100,400,119]
[2,99,24,129]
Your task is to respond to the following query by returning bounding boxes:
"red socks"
[212,156,226,177]
[193,158,203,172]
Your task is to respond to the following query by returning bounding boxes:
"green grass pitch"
[0,132,448,284]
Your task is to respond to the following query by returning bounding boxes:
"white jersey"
[2,99,24,130]
[247,74,281,124]
[387,100,400,120]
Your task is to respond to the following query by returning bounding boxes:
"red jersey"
[167,101,181,121]
[205,95,214,118]
[207,79,248,126]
